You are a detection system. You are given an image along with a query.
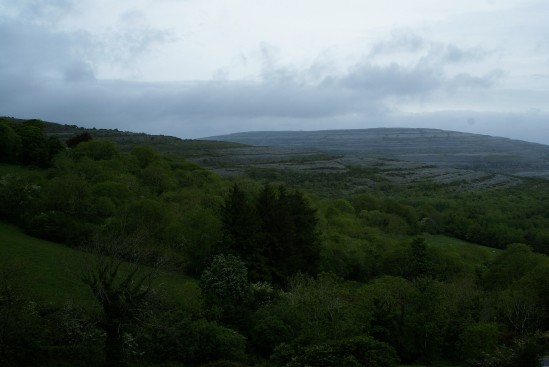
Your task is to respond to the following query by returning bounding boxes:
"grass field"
[0,222,198,307]
[0,220,500,306]
[425,234,501,266]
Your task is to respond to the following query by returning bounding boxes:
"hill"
[0,222,197,307]
[206,128,549,178]
[1,116,247,157]
[4,117,548,194]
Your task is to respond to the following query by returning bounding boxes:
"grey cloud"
[0,15,536,141]
[1,69,547,142]
[256,45,338,85]
[535,36,549,53]
[1,3,175,74]
[1,0,78,25]
[0,19,78,78]
[369,31,426,55]
[258,43,300,83]
[339,63,442,96]
[88,20,176,68]
[64,60,95,82]
[371,31,489,65]
[0,64,495,138]
[439,44,488,63]
[449,69,504,89]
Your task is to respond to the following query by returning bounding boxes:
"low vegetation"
[1,118,548,366]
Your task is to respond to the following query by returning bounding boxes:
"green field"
[426,234,500,262]
[0,222,198,307]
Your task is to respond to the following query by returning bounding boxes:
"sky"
[1,0,549,143]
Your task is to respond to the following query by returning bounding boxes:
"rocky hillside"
[206,128,549,178]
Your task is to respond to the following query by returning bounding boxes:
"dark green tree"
[47,136,65,160]
[221,184,264,280]
[66,131,92,148]
[256,184,320,285]
[408,237,432,280]
[12,120,49,167]
[0,121,22,163]
[287,189,321,276]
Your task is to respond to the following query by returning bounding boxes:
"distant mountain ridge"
[205,128,549,178]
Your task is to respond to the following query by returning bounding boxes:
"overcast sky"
[1,0,549,143]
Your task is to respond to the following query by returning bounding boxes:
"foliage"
[0,121,22,163]
[141,312,247,366]
[200,254,250,304]
[469,333,547,367]
[458,322,499,361]
[65,131,92,148]
[0,119,67,168]
[82,251,154,367]
[285,335,399,367]
[221,184,320,285]
[1,120,549,367]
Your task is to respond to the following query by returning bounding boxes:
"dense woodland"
[1,118,548,367]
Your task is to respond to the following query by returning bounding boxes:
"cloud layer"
[1,1,548,143]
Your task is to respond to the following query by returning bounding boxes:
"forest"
[1,118,548,367]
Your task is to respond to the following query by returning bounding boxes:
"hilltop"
[206,128,549,178]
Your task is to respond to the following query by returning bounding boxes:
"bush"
[459,322,499,361]
[286,335,399,367]
[142,316,246,365]
[200,255,250,304]
[469,334,546,367]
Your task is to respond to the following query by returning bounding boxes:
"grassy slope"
[0,222,198,307]
[425,234,501,264]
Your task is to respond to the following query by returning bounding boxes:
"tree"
[499,289,544,337]
[82,247,155,367]
[287,189,321,276]
[200,254,251,329]
[283,273,359,343]
[482,243,542,290]
[140,312,246,366]
[179,206,223,275]
[0,172,43,221]
[408,237,432,280]
[286,336,399,367]
[12,120,49,166]
[458,322,499,361]
[360,276,419,362]
[130,145,158,169]
[74,140,118,161]
[66,131,92,148]
[220,184,320,285]
[470,334,547,367]
[47,136,65,160]
[221,184,264,280]
[0,121,22,163]
[200,254,250,306]
[256,184,320,285]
